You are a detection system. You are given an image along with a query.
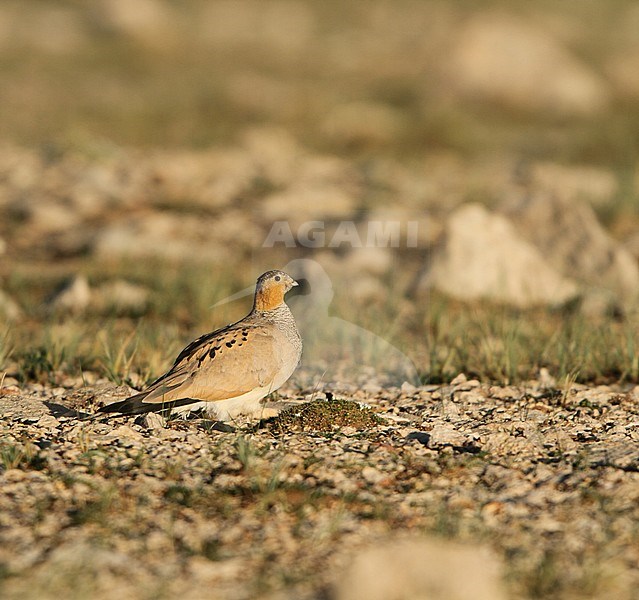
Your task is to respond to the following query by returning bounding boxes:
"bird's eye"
[274,275,281,281]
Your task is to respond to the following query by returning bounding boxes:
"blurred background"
[2,0,639,388]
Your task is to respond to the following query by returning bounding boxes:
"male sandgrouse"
[99,270,302,421]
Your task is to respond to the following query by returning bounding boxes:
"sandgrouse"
[99,270,302,421]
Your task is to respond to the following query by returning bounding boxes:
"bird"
[99,270,302,421]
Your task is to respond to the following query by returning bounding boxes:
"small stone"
[91,280,150,315]
[35,415,59,429]
[104,425,144,443]
[450,373,467,386]
[538,367,557,389]
[0,289,22,320]
[427,424,468,449]
[136,412,166,431]
[361,466,384,484]
[400,381,418,395]
[45,275,91,315]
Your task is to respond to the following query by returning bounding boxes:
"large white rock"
[446,14,610,115]
[421,203,578,307]
[503,193,639,312]
[335,537,507,600]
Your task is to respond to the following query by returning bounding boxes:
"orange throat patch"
[254,285,285,311]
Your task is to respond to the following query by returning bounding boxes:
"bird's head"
[253,270,298,311]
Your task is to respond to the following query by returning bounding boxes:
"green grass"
[0,439,47,472]
[4,261,639,388]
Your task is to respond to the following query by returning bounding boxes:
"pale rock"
[453,378,480,391]
[400,381,418,395]
[335,537,507,600]
[36,415,60,430]
[104,425,144,443]
[92,0,177,47]
[18,199,81,234]
[579,288,620,318]
[0,395,49,419]
[503,193,639,313]
[450,373,467,386]
[482,432,545,459]
[46,275,91,315]
[446,13,610,115]
[1,376,19,390]
[137,412,166,431]
[69,164,134,217]
[538,367,557,389]
[0,289,22,320]
[427,424,468,449]
[457,389,487,404]
[361,466,385,485]
[440,398,461,420]
[420,203,578,307]
[212,209,265,248]
[91,280,150,315]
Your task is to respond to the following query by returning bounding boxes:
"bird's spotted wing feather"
[135,324,281,405]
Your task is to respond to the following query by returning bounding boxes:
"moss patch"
[266,397,384,433]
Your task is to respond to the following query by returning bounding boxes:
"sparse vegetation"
[267,397,384,433]
[2,1,639,599]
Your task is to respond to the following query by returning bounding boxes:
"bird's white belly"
[171,383,281,421]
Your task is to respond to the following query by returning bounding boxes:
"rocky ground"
[2,2,639,599]
[1,376,638,600]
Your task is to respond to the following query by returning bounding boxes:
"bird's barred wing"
[139,325,282,404]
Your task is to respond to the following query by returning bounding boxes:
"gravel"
[1,378,638,599]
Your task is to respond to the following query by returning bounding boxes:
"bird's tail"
[97,391,157,416]
[97,391,198,417]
